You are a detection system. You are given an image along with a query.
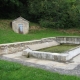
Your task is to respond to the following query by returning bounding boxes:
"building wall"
[12,17,29,34]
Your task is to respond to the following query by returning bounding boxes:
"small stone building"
[12,17,29,34]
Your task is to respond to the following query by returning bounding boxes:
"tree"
[0,0,29,18]
[28,0,80,29]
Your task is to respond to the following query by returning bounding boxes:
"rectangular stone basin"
[23,45,80,62]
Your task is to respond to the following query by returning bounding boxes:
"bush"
[39,19,55,28]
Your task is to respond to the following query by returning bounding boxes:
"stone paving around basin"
[0,51,80,76]
[1,51,80,70]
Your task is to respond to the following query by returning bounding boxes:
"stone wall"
[56,36,80,44]
[23,48,60,61]
[0,37,57,55]
[66,46,80,61]
[23,49,67,62]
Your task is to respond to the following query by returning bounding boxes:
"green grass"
[0,19,80,44]
[0,60,80,80]
[39,44,79,53]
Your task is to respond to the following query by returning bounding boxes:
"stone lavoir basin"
[0,36,80,62]
[23,37,80,62]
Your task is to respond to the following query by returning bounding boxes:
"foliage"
[0,0,80,29]
[28,0,80,29]
[0,0,28,19]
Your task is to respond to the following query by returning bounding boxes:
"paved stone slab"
[2,52,80,70]
[27,41,59,50]
[1,52,80,76]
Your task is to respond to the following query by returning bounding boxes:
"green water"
[39,44,79,53]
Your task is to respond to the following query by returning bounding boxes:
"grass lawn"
[0,60,80,80]
[39,44,79,53]
[0,19,80,44]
